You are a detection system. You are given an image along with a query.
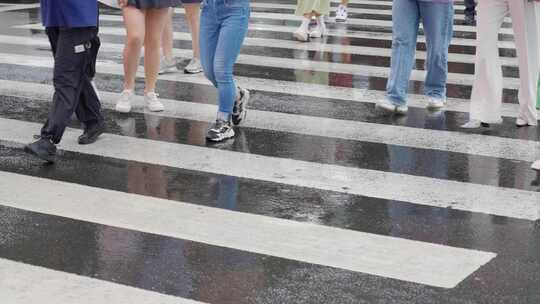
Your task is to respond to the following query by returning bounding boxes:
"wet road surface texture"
[0,1,539,303]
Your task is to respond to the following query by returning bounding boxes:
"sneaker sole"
[293,32,309,42]
[115,105,132,113]
[426,105,444,111]
[376,103,408,115]
[460,122,491,129]
[78,127,105,145]
[159,66,178,75]
[184,68,203,74]
[206,129,235,142]
[24,145,55,163]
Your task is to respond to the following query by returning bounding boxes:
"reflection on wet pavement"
[0,1,539,303]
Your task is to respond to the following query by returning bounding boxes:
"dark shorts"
[127,0,183,9]
[181,0,202,4]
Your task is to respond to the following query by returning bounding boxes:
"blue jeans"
[386,0,454,106]
[199,0,250,115]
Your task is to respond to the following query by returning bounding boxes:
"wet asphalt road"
[0,1,539,303]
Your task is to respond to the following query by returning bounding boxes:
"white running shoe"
[293,26,309,42]
[532,160,540,171]
[158,56,178,74]
[375,99,408,115]
[145,91,164,112]
[115,90,134,113]
[426,96,446,110]
[460,119,490,129]
[335,4,348,22]
[184,57,203,74]
[309,17,327,38]
[516,117,538,127]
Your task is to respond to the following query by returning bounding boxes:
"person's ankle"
[217,111,231,122]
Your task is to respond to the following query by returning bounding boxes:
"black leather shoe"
[78,120,105,145]
[24,138,56,163]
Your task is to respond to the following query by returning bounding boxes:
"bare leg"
[184,3,201,59]
[122,6,146,90]
[144,8,169,93]
[161,8,174,61]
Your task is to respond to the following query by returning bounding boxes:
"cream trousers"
[469,0,539,124]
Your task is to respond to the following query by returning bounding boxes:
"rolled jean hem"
[386,95,407,106]
[425,92,446,100]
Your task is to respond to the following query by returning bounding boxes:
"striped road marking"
[0,3,40,12]
[7,27,517,67]
[2,79,539,164]
[0,52,530,119]
[0,37,522,90]
[173,9,514,35]
[0,171,496,288]
[15,20,518,50]
[0,118,539,220]
[247,2,511,22]
[0,258,207,304]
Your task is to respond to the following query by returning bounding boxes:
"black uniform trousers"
[464,0,477,17]
[40,26,103,144]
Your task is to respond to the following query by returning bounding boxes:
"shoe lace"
[211,119,230,132]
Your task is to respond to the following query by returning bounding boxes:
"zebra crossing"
[0,0,539,303]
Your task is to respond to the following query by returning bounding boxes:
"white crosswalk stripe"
[16,20,518,49]
[0,171,496,289]
[0,1,537,302]
[0,258,208,304]
[248,2,512,22]
[1,117,539,220]
[6,27,520,66]
[0,3,39,12]
[0,39,522,90]
[174,9,514,35]
[2,80,539,163]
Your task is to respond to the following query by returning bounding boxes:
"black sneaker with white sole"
[232,87,249,125]
[206,119,235,142]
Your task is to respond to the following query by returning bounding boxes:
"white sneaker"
[335,4,348,22]
[309,17,327,38]
[516,117,538,127]
[426,96,446,110]
[532,160,540,171]
[158,56,178,75]
[145,91,164,112]
[293,26,309,42]
[115,90,134,113]
[184,57,203,74]
[375,99,408,115]
[460,119,489,129]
